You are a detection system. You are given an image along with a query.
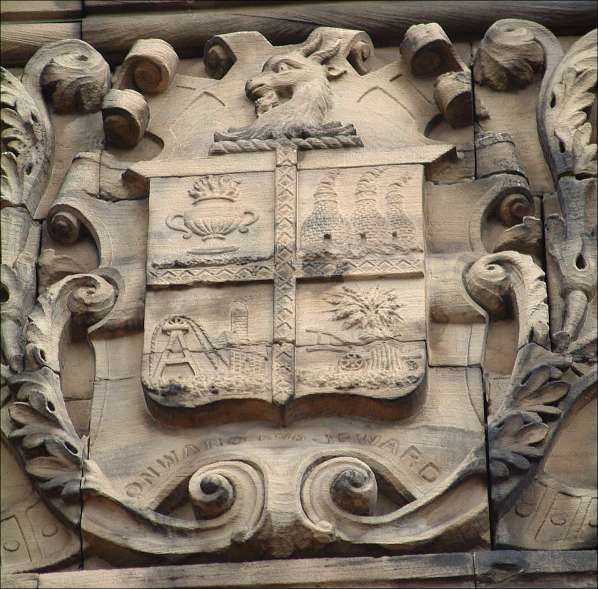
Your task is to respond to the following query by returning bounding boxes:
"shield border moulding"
[2,23,595,566]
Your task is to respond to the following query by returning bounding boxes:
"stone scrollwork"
[81,458,266,557]
[400,22,478,129]
[103,38,178,149]
[464,252,550,351]
[400,22,466,76]
[0,68,51,211]
[1,14,596,574]
[474,20,551,91]
[37,41,111,114]
[5,266,263,557]
[538,29,597,352]
[300,452,488,551]
[1,39,111,406]
[3,271,267,556]
[24,274,117,373]
[189,465,237,520]
[329,458,378,516]
[2,274,117,507]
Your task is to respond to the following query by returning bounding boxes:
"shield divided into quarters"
[136,144,454,425]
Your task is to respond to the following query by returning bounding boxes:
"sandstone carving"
[211,30,363,152]
[102,88,150,148]
[471,19,597,553]
[0,10,596,584]
[474,20,547,90]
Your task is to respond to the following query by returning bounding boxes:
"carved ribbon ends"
[0,17,596,574]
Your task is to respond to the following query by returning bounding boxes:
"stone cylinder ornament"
[433,70,473,128]
[119,38,178,94]
[204,38,236,80]
[400,23,463,76]
[48,210,81,245]
[476,131,527,179]
[102,88,150,148]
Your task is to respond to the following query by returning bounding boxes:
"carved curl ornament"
[0,18,596,568]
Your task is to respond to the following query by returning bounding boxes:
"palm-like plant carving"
[326,285,403,340]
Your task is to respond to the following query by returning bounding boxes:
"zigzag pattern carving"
[298,256,424,278]
[147,263,274,286]
[273,150,298,404]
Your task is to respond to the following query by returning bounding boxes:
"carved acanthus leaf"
[540,29,597,180]
[509,363,570,418]
[26,274,116,373]
[0,68,51,210]
[552,66,597,177]
[6,367,84,499]
[464,252,550,350]
[486,343,573,513]
[488,413,548,480]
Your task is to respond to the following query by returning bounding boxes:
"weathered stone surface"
[1,7,596,585]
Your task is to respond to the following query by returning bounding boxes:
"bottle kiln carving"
[0,14,595,576]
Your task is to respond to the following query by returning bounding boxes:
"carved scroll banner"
[79,140,492,560]
[2,19,596,576]
[1,23,491,567]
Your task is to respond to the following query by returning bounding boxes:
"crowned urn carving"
[166,174,259,242]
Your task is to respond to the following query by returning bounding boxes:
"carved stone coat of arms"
[1,18,595,573]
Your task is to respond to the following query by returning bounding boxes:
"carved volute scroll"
[465,251,550,351]
[1,40,110,391]
[1,11,597,581]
